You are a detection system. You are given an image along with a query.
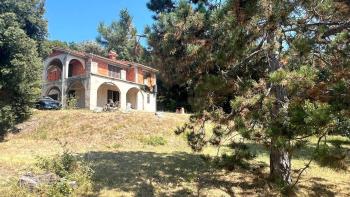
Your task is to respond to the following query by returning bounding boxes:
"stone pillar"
[61,55,69,108]
[89,75,98,110]
[119,88,127,111]
[84,58,91,109]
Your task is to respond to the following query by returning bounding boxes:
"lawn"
[0,110,349,196]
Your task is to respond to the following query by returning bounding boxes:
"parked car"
[35,97,62,110]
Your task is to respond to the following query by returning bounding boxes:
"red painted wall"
[69,60,85,76]
[137,68,144,84]
[126,67,135,82]
[96,60,108,76]
[47,66,61,81]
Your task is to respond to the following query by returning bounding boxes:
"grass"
[140,136,167,146]
[0,109,349,196]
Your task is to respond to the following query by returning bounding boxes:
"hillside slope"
[0,110,349,196]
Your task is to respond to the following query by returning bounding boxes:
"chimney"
[108,50,118,60]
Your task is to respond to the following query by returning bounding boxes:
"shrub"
[45,181,73,197]
[33,148,93,196]
[36,151,77,177]
[66,96,78,109]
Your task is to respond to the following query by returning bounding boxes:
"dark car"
[35,97,62,110]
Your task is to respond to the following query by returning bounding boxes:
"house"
[42,47,158,112]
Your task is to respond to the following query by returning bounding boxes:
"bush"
[66,96,78,109]
[34,148,93,196]
[36,151,77,177]
[0,106,15,141]
[45,181,73,197]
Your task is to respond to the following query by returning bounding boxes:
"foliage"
[148,0,350,188]
[156,81,193,112]
[35,143,93,196]
[0,0,48,140]
[97,9,148,63]
[36,152,77,178]
[47,40,107,57]
[66,96,78,110]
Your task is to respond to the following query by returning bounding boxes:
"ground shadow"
[298,177,338,197]
[79,151,268,196]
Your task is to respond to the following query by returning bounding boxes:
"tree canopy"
[147,0,350,189]
[48,40,108,57]
[0,0,48,140]
[97,9,149,63]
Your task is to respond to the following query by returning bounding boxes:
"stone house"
[42,47,158,112]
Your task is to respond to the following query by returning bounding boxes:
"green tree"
[74,41,107,57]
[148,0,350,189]
[97,9,146,63]
[47,40,70,49]
[47,40,107,57]
[0,0,48,140]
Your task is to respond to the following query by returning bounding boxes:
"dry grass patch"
[0,110,349,196]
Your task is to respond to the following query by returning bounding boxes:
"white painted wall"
[89,75,157,112]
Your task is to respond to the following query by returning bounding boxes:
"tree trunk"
[265,1,292,186]
[270,138,292,185]
[267,51,293,186]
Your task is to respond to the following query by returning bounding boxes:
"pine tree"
[147,0,350,189]
[97,9,146,63]
[0,0,48,140]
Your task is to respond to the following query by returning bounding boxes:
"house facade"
[42,48,158,112]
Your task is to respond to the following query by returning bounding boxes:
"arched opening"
[47,59,63,81]
[126,87,142,110]
[96,83,120,108]
[46,86,61,101]
[67,81,85,108]
[68,59,85,77]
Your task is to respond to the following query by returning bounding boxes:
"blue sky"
[45,0,153,43]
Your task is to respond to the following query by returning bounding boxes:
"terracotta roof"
[52,47,158,72]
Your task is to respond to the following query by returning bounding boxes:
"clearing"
[0,110,349,196]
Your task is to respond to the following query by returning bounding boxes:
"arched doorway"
[126,87,143,110]
[96,83,120,108]
[67,81,85,108]
[46,59,63,81]
[46,86,61,101]
[68,59,85,77]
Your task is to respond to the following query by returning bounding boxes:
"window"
[108,64,121,79]
[147,93,150,104]
[107,90,119,103]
